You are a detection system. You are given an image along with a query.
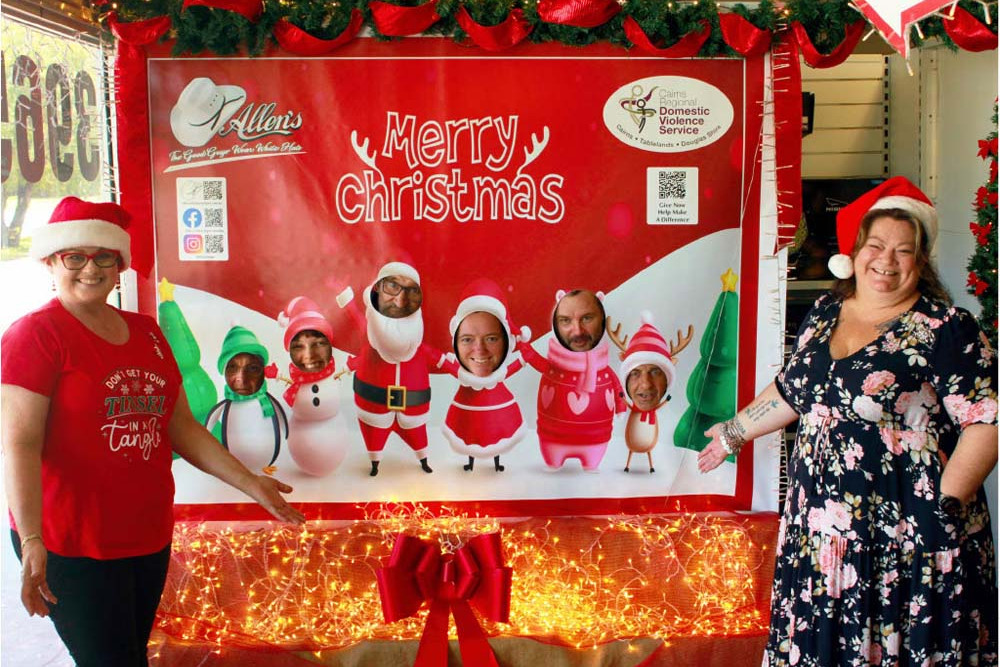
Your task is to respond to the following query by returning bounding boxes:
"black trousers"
[12,530,171,667]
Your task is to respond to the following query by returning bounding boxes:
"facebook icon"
[182,208,203,228]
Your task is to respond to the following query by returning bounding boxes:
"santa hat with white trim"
[30,196,132,269]
[828,176,938,280]
[618,311,676,390]
[449,278,518,340]
[277,296,334,351]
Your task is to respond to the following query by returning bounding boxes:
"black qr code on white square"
[202,180,224,201]
[657,171,686,200]
[204,208,224,229]
[204,234,225,254]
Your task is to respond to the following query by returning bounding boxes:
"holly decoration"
[967,103,998,348]
[98,0,996,57]
[674,269,739,460]
[157,277,219,431]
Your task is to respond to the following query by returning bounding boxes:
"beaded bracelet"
[719,419,746,456]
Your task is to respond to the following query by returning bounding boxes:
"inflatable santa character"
[278,297,349,476]
[335,262,448,477]
[518,289,627,471]
[441,279,530,472]
[608,312,691,473]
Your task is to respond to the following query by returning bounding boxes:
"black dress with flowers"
[766,293,998,666]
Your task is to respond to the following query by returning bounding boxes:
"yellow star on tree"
[158,277,175,302]
[720,268,739,293]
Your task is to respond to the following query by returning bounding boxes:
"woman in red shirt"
[1,197,304,666]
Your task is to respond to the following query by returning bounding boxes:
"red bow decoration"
[978,137,999,160]
[943,6,998,53]
[370,0,442,36]
[968,271,990,296]
[718,12,772,57]
[455,7,533,51]
[970,221,994,246]
[624,18,711,57]
[273,11,363,55]
[536,0,621,29]
[182,0,263,22]
[107,12,172,44]
[377,532,512,667]
[792,20,866,69]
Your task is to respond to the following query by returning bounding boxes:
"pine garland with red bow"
[966,103,998,348]
[99,0,996,57]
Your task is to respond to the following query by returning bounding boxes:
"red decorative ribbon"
[455,7,533,51]
[771,29,803,250]
[107,12,171,44]
[943,6,998,52]
[370,0,442,36]
[377,532,512,667]
[638,409,656,425]
[272,11,363,55]
[283,362,336,407]
[108,12,171,279]
[536,0,621,29]
[792,20,865,68]
[624,17,711,57]
[182,0,262,22]
[718,12,772,57]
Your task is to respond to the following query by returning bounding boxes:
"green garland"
[98,0,997,56]
[967,104,998,348]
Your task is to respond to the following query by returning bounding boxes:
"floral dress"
[766,293,998,666]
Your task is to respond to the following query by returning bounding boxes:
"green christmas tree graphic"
[673,268,739,460]
[157,278,219,436]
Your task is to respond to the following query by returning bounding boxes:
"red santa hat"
[30,196,132,269]
[829,176,938,280]
[449,279,525,342]
[277,296,334,350]
[618,311,676,389]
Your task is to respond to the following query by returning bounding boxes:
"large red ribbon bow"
[377,532,512,667]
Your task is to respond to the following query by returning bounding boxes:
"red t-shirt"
[1,299,181,559]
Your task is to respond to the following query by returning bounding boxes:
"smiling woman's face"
[289,330,332,372]
[455,311,507,377]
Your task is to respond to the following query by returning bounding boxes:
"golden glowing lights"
[156,507,776,653]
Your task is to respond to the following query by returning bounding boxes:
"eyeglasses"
[378,278,422,300]
[54,250,122,270]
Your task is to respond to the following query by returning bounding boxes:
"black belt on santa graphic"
[353,376,431,412]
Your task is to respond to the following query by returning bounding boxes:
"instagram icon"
[183,234,204,254]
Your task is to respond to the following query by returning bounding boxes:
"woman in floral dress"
[698,177,998,666]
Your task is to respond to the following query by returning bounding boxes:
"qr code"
[204,234,225,254]
[204,207,224,229]
[202,180,224,201]
[658,171,686,200]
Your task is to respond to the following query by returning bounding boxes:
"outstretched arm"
[697,381,798,473]
[169,392,305,524]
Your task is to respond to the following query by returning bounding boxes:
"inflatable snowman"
[205,325,288,474]
[278,297,349,476]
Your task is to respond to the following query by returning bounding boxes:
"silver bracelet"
[719,419,746,456]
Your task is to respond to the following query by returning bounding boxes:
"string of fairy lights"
[151,505,775,654]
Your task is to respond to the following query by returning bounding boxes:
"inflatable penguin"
[206,325,288,474]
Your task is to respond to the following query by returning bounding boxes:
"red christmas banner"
[119,39,778,520]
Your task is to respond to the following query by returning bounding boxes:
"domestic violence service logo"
[603,76,734,153]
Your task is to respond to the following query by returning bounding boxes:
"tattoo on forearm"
[745,399,779,424]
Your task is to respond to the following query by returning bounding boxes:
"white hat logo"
[169,77,247,148]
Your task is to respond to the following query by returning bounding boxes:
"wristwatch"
[938,494,963,517]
